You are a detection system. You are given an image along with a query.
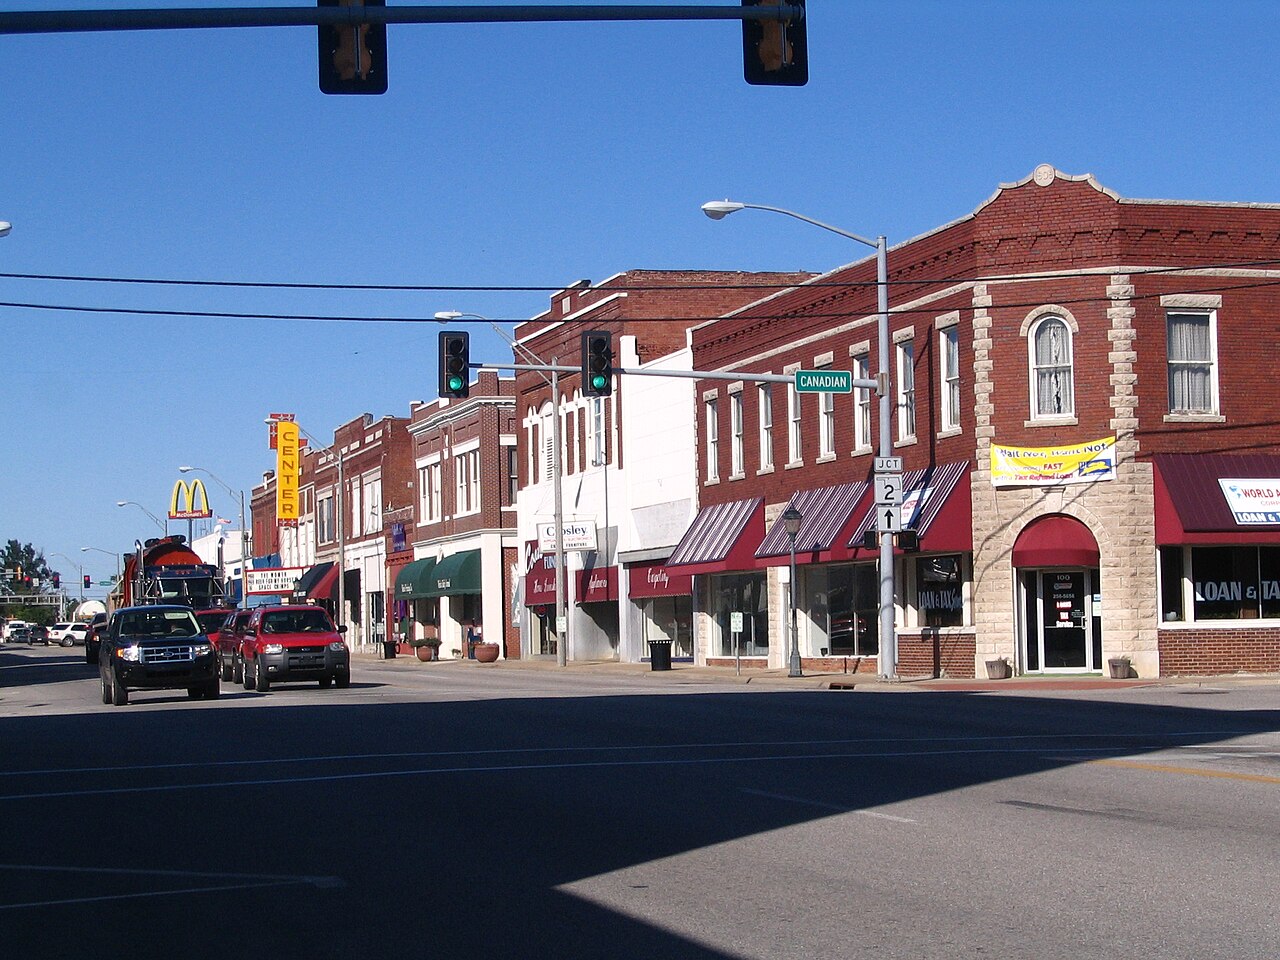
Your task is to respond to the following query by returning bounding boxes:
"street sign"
[874,474,903,506]
[97,579,114,586]
[730,611,744,633]
[794,369,852,393]
[874,456,903,473]
[877,504,903,533]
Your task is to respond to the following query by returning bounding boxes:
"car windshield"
[260,609,334,634]
[195,612,226,633]
[117,610,200,638]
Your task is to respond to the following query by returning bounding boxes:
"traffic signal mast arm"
[485,360,879,392]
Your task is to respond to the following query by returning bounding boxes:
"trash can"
[648,640,673,671]
[382,639,397,659]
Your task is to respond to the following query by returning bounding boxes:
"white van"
[3,619,30,641]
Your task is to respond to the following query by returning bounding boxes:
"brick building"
[395,369,518,659]
[668,165,1280,678]
[514,270,812,661]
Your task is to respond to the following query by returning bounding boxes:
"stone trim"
[1160,293,1222,309]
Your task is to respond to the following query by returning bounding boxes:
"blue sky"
[3,0,1278,591]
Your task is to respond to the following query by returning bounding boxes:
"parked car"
[84,612,109,665]
[49,622,89,646]
[240,604,349,692]
[98,605,219,706]
[3,619,30,642]
[217,608,253,685]
[9,626,32,644]
[28,625,50,646]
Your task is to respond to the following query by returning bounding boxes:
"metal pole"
[875,236,896,681]
[552,359,567,667]
[239,488,248,610]
[788,531,801,677]
[336,449,347,641]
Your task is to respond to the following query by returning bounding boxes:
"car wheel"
[220,657,233,683]
[233,654,244,685]
[100,672,111,705]
[318,677,332,689]
[187,686,204,699]
[61,638,74,648]
[204,677,221,700]
[335,672,350,689]
[110,672,129,706]
[254,657,270,693]
[87,649,98,666]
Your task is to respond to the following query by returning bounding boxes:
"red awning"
[627,563,694,599]
[523,557,557,607]
[309,563,339,601]
[575,566,618,604]
[756,482,867,560]
[666,497,765,576]
[848,461,972,556]
[1011,514,1099,568]
[1153,453,1280,545]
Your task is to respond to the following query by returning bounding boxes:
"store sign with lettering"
[1217,479,1280,525]
[990,436,1115,487]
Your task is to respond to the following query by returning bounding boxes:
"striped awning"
[667,497,764,574]
[849,461,970,545]
[756,482,868,559]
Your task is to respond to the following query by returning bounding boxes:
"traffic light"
[439,331,470,399]
[581,330,613,398]
[52,573,60,589]
[83,574,92,589]
[318,0,388,95]
[898,530,920,552]
[742,0,808,86]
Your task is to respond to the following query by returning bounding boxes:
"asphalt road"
[2,643,1279,960]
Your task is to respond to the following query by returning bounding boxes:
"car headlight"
[328,641,347,652]
[116,645,142,662]
[263,643,284,654]
[193,642,213,656]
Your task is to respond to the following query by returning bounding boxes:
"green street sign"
[794,369,852,393]
[97,579,114,586]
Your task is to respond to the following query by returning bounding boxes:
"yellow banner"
[275,421,300,526]
[991,436,1116,488]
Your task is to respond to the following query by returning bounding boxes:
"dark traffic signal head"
[439,331,470,399]
[581,331,613,398]
[742,0,807,86]
[52,573,60,589]
[318,0,388,95]
[84,574,92,589]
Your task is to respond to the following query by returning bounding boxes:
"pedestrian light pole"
[179,465,249,609]
[701,199,897,679]
[781,505,804,677]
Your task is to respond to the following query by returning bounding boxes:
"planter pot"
[415,645,437,662]
[1108,657,1131,679]
[474,642,500,663]
[985,658,1011,680]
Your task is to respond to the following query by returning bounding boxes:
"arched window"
[1029,316,1074,418]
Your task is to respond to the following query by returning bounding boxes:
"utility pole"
[552,358,567,667]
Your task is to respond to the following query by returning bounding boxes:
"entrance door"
[1022,569,1100,672]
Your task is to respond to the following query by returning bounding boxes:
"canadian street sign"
[794,369,853,393]
[877,504,903,533]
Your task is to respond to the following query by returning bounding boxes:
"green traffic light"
[591,374,607,391]
[447,375,464,392]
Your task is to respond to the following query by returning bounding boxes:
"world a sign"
[794,369,852,393]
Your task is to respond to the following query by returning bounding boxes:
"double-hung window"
[705,398,719,481]
[853,353,871,451]
[818,368,836,458]
[1167,311,1218,414]
[787,385,802,463]
[896,342,916,441]
[940,325,960,432]
[730,392,744,476]
[1029,316,1074,418]
[758,384,774,470]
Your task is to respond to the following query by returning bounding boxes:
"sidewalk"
[355,649,1280,692]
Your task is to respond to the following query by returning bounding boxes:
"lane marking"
[0,863,340,884]
[1093,758,1280,785]
[742,787,916,822]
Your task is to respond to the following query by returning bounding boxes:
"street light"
[116,499,166,534]
[80,545,123,586]
[180,466,249,610]
[434,310,569,667]
[50,552,83,611]
[781,505,803,677]
[703,198,897,680]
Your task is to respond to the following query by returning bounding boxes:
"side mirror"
[337,624,348,634]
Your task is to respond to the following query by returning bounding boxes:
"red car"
[193,608,237,682]
[239,604,350,692]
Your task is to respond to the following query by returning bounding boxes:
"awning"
[1011,514,1099,568]
[524,557,557,607]
[627,562,694,599]
[575,566,617,604]
[394,557,438,600]
[1154,453,1280,545]
[756,482,868,562]
[666,497,765,576]
[425,550,482,597]
[849,461,971,552]
[293,561,333,596]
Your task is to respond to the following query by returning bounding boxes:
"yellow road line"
[1096,758,1280,785]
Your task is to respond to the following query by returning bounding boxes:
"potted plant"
[1108,655,1132,679]
[408,636,441,662]
[985,656,1011,680]
[474,641,500,663]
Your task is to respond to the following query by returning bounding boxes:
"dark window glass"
[827,563,879,656]
[713,572,769,657]
[1159,547,1184,622]
[916,555,964,627]
[1192,547,1259,620]
[1260,548,1280,619]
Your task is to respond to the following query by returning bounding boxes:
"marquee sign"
[245,566,306,596]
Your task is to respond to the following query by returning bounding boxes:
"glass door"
[1038,570,1093,671]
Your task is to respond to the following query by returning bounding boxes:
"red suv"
[194,608,236,679]
[240,604,350,692]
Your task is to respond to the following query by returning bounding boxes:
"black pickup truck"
[98,605,220,706]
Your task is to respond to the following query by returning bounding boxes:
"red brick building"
[672,165,1280,678]
[396,370,518,659]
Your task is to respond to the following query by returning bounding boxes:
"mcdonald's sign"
[169,478,213,520]
[276,420,300,527]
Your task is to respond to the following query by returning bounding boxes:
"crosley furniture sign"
[538,521,597,552]
[990,436,1116,487]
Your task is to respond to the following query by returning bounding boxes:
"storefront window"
[712,573,769,657]
[826,563,878,656]
[1189,546,1280,620]
[1159,547,1184,622]
[642,595,693,658]
[916,555,964,627]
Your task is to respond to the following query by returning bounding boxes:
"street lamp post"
[50,552,83,616]
[116,499,166,534]
[434,310,569,667]
[80,546,122,589]
[702,199,897,680]
[180,466,249,610]
[782,505,803,677]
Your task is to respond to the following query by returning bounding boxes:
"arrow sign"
[877,504,902,533]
